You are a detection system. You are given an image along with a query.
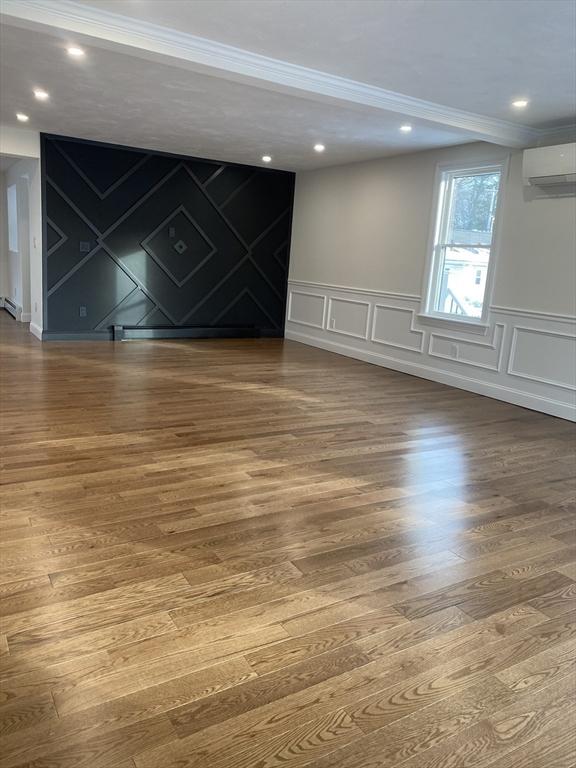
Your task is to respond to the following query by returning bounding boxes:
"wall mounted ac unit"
[522,142,576,186]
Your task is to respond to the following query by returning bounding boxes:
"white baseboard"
[29,322,43,340]
[285,280,576,422]
[286,329,575,420]
[20,312,31,323]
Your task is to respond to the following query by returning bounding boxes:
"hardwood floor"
[0,309,575,768]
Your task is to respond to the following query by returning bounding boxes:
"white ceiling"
[0,0,574,171]
[0,24,469,170]
[73,0,576,127]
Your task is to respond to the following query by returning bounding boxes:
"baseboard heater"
[2,298,20,320]
[113,324,261,341]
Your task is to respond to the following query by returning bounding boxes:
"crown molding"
[529,123,576,147]
[1,0,556,149]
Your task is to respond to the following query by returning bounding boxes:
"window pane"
[427,163,503,322]
[433,246,490,318]
[445,172,500,246]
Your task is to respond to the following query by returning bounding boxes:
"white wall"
[495,152,576,314]
[0,172,8,304]
[0,127,42,336]
[286,141,576,420]
[0,126,41,160]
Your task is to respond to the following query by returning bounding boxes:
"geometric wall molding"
[42,134,294,335]
[141,205,217,288]
[371,304,424,352]
[327,297,371,340]
[490,304,576,325]
[285,279,576,421]
[507,326,576,391]
[428,322,506,371]
[286,290,326,329]
[289,279,420,302]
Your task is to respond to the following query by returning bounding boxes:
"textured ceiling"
[74,0,576,126]
[0,24,470,170]
[1,0,574,170]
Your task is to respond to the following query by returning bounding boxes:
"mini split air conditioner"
[522,142,576,186]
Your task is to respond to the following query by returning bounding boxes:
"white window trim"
[419,156,509,329]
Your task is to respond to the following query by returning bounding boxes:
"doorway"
[0,154,37,326]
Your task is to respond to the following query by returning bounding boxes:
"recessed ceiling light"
[67,46,85,58]
[512,99,529,109]
[314,144,325,153]
[33,88,50,101]
[400,124,413,133]
[262,155,272,163]
[16,112,29,122]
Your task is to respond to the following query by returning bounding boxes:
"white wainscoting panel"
[371,304,424,352]
[287,290,326,330]
[285,280,576,421]
[429,323,505,371]
[327,297,370,340]
[508,327,576,391]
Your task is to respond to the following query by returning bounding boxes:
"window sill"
[417,313,489,335]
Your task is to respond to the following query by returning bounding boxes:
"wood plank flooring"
[0,310,575,767]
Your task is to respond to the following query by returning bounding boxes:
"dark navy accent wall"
[42,135,295,336]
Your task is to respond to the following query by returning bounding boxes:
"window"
[7,183,18,252]
[424,163,503,323]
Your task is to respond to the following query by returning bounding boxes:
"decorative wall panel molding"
[490,305,576,324]
[371,304,424,352]
[42,135,294,335]
[507,326,576,391]
[287,291,326,329]
[289,279,420,302]
[285,279,576,421]
[327,297,371,340]
[428,323,505,371]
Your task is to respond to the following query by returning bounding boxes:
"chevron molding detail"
[2,0,564,148]
[43,136,294,334]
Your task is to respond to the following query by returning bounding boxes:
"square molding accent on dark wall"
[42,134,295,337]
